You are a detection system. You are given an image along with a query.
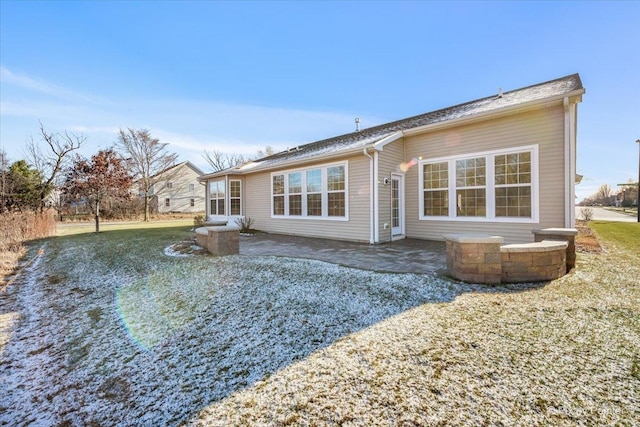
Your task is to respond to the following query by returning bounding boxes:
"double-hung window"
[209,180,225,216]
[306,169,322,216]
[271,162,348,219]
[419,146,537,222]
[272,175,285,215]
[327,166,346,217]
[230,180,242,215]
[289,173,302,216]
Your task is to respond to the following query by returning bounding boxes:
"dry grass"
[0,210,55,286]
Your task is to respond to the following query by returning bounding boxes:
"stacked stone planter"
[500,240,568,283]
[195,225,240,256]
[445,233,572,285]
[532,228,578,271]
[444,234,504,285]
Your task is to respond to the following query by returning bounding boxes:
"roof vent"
[355,117,361,132]
[498,87,503,98]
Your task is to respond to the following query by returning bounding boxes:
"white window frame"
[270,161,349,221]
[419,145,539,223]
[229,179,242,216]
[209,179,226,216]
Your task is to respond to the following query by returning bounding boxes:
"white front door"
[391,174,404,237]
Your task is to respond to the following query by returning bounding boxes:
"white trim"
[564,97,577,228]
[373,131,404,151]
[373,152,380,243]
[391,173,405,239]
[229,179,242,216]
[269,160,349,221]
[418,145,540,223]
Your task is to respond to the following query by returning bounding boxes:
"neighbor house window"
[190,198,195,207]
[209,180,225,215]
[189,183,195,191]
[271,162,348,220]
[167,182,173,189]
[419,146,537,222]
[230,180,242,215]
[165,198,171,207]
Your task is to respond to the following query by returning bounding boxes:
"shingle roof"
[205,73,583,177]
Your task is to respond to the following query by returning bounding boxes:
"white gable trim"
[372,131,404,151]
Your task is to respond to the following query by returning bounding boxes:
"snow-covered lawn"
[1,227,639,425]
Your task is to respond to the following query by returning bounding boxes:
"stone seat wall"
[445,233,572,285]
[195,225,240,256]
[500,240,568,283]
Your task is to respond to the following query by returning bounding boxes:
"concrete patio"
[239,233,447,274]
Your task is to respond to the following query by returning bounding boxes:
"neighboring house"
[143,161,205,213]
[199,74,585,244]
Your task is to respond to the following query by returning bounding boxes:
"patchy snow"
[1,226,638,426]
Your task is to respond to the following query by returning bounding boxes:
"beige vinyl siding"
[404,105,566,244]
[244,155,371,242]
[376,139,405,242]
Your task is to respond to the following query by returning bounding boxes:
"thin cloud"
[1,66,95,103]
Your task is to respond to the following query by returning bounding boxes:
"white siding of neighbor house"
[156,164,205,213]
[404,104,566,244]
[244,155,372,242]
[376,139,405,243]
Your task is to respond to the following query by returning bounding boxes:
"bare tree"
[25,121,86,211]
[202,149,246,172]
[595,184,613,206]
[256,145,275,159]
[115,128,178,222]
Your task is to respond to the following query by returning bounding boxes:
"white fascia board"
[372,131,404,151]
[402,89,586,137]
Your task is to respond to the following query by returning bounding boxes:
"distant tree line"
[579,183,638,207]
[1,123,179,232]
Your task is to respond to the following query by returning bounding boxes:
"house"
[199,74,585,244]
[144,161,205,213]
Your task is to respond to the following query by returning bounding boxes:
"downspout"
[563,97,572,228]
[569,101,577,227]
[373,151,380,243]
[363,148,375,244]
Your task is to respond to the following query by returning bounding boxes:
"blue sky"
[1,1,638,202]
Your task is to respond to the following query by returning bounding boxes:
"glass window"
[495,151,532,217]
[455,157,486,217]
[190,198,195,207]
[273,175,285,215]
[271,164,347,218]
[423,162,449,216]
[230,180,241,215]
[421,147,536,221]
[289,173,302,216]
[209,180,225,215]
